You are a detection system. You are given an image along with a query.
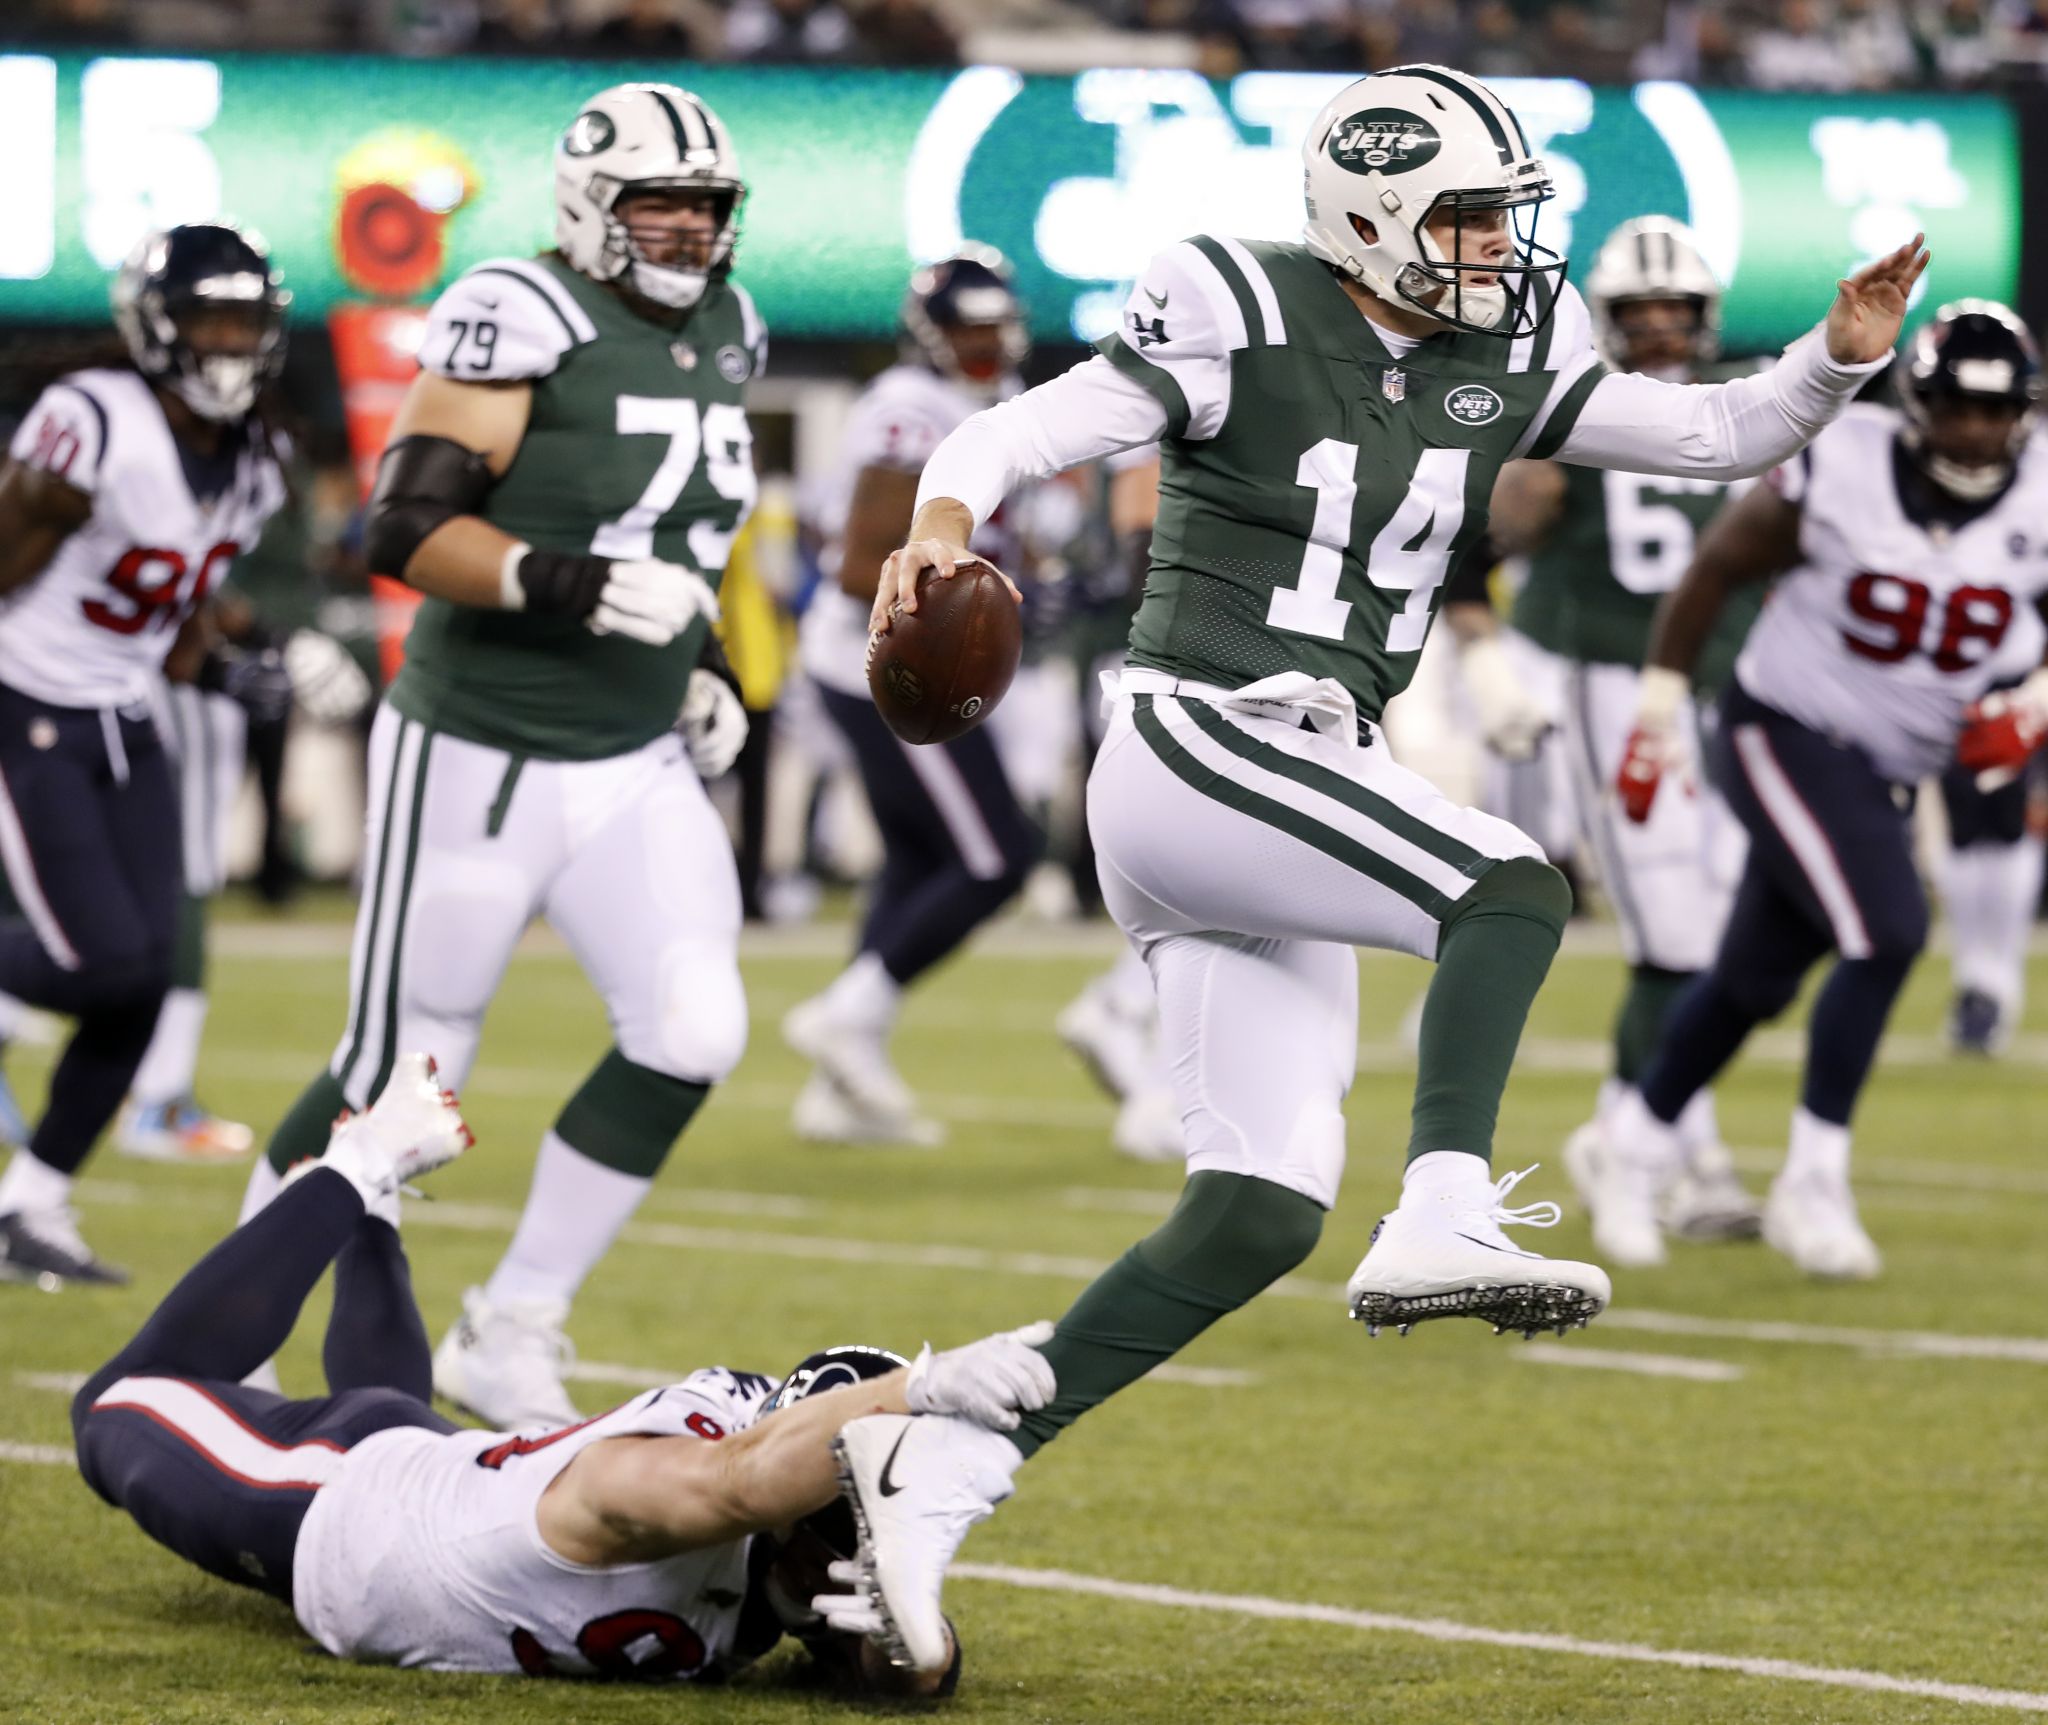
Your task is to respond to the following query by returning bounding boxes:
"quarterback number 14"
[1266,441,1468,652]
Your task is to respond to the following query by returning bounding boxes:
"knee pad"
[1139,1170,1326,1306]
[1864,900,1930,966]
[1444,856,1574,941]
[639,944,748,1084]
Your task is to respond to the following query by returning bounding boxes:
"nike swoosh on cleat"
[877,1426,912,1498]
[1145,288,1168,309]
[1453,1233,1539,1257]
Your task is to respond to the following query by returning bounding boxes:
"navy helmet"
[1897,299,2042,500]
[902,245,1028,392]
[112,222,289,423]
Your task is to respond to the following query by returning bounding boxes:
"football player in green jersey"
[805,65,1926,1674]
[238,83,765,1429]
[1485,217,1768,1267]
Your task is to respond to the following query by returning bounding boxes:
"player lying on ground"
[72,1052,1053,1688]
[1605,299,2047,1279]
[822,64,1925,1673]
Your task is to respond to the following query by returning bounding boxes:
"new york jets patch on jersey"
[1098,234,1604,724]
[0,369,286,708]
[1737,406,2048,783]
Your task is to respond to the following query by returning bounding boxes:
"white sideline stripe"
[0,1442,71,1466]
[891,727,1007,881]
[1155,697,1476,902]
[1517,1343,1743,1383]
[948,1564,2048,1714]
[16,1371,86,1393]
[91,1376,345,1489]
[1731,724,1873,958]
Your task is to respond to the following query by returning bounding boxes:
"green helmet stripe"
[1386,66,1514,167]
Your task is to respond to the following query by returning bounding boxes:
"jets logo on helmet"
[1301,65,1564,340]
[1584,215,1723,376]
[554,81,746,312]
[112,222,289,423]
[1897,298,2043,502]
[1328,111,1442,175]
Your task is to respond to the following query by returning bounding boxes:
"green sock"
[555,1050,708,1177]
[1408,857,1572,1164]
[266,1070,349,1174]
[1013,1171,1324,1459]
[172,894,206,991]
[1614,965,1692,1086]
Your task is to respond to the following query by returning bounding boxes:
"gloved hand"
[904,1321,1057,1432]
[1460,633,1553,763]
[589,558,720,647]
[283,630,374,724]
[1615,665,1694,824]
[679,667,748,778]
[1957,667,2048,789]
[199,643,293,724]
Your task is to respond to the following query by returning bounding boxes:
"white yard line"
[14,1371,86,1394]
[950,1564,2048,1714]
[1516,1343,1743,1382]
[0,1441,72,1466]
[1598,1309,2048,1365]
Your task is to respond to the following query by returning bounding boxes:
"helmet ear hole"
[1348,214,1380,247]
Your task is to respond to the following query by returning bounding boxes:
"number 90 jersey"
[292,1370,774,1678]
[1,369,285,708]
[1735,405,2048,784]
[1102,236,1603,726]
[387,255,764,761]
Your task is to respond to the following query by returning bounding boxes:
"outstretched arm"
[1547,236,1929,481]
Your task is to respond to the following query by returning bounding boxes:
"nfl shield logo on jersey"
[1382,368,1406,403]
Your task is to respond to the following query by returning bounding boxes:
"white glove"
[904,1320,1057,1432]
[1461,633,1553,763]
[588,558,720,647]
[283,630,374,725]
[679,668,748,778]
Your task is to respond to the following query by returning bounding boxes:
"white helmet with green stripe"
[554,82,746,312]
[1300,65,1563,339]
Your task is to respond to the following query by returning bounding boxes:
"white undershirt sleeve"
[1553,329,1890,480]
[914,357,1169,531]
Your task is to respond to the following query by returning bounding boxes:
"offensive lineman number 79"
[1266,442,1470,652]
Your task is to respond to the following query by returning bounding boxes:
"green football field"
[3,905,2045,1724]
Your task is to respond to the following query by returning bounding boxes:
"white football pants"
[1561,661,1745,974]
[325,702,746,1108]
[1088,678,1541,1208]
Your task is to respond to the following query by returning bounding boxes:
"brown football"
[865,558,1022,745]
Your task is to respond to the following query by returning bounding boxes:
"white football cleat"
[783,997,941,1138]
[1347,1162,1611,1338]
[117,1098,255,1163]
[825,1413,1020,1673]
[1583,1093,1683,1268]
[790,1072,944,1149]
[1762,1174,1881,1280]
[432,1286,582,1430]
[1056,983,1153,1104]
[1112,1087,1184,1164]
[1663,1137,1763,1243]
[319,1052,472,1205]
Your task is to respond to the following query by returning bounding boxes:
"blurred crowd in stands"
[16,0,2048,89]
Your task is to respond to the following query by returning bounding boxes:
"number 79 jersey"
[1,368,285,708]
[387,254,764,761]
[1734,405,2048,784]
[1102,236,1603,725]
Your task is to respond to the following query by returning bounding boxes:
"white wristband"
[1636,665,1689,731]
[498,541,532,612]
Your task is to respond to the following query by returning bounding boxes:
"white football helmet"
[554,83,744,312]
[1584,216,1722,375]
[1301,65,1563,339]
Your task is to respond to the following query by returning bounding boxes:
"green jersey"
[389,254,764,761]
[1526,460,1763,693]
[1097,236,1605,726]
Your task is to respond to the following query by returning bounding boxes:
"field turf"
[2,904,2044,1724]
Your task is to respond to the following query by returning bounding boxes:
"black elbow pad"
[364,435,497,580]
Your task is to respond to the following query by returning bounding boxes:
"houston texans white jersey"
[292,1369,772,1679]
[1736,406,2048,784]
[0,369,286,708]
[800,364,1021,696]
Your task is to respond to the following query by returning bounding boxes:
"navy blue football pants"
[73,1168,452,1601]
[1639,681,1928,1130]
[0,681,179,1176]
[817,684,1042,985]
